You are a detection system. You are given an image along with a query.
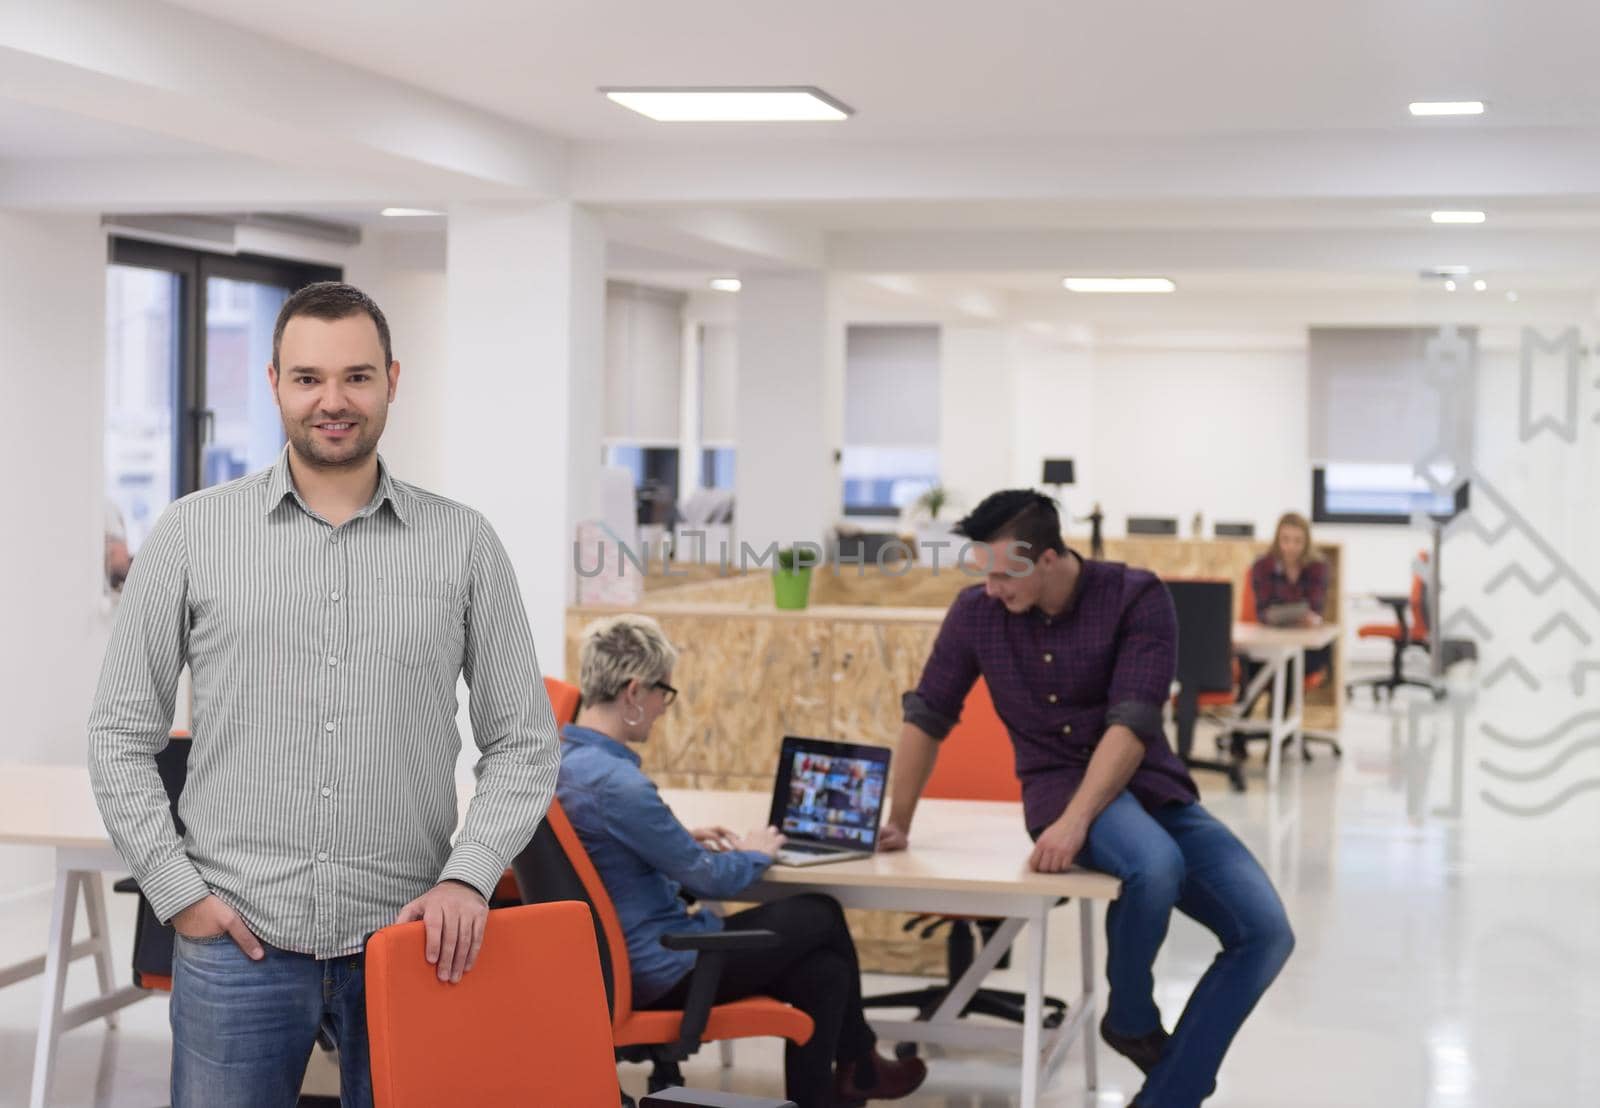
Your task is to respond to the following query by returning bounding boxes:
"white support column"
[678,319,703,501]
[735,272,844,554]
[444,203,605,677]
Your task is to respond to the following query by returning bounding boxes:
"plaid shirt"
[1248,555,1328,620]
[904,555,1198,834]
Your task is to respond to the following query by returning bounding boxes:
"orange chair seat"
[615,996,814,1048]
[1196,690,1236,708]
[135,973,172,992]
[1357,622,1402,640]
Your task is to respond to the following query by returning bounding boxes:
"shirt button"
[320,786,332,798]
[327,656,338,667]
[1043,652,1054,663]
[1047,693,1059,704]
[324,721,335,732]
[329,532,340,545]
[1061,724,1073,736]
[330,590,341,602]
[317,851,329,862]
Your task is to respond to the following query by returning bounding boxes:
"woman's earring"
[622,706,645,727]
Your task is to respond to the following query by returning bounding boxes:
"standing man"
[880,490,1293,1108]
[89,282,561,1108]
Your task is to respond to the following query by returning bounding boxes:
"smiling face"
[268,312,398,469]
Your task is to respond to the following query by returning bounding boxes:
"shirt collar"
[261,446,412,526]
[1032,548,1087,623]
[561,723,643,767]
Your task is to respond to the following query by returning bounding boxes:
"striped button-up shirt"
[88,449,560,958]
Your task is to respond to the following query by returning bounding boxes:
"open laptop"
[1260,600,1311,627]
[768,736,891,867]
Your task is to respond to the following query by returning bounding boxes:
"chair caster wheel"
[894,1042,919,1059]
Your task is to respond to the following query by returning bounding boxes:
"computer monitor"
[1127,516,1179,536]
[1041,458,1076,486]
[1214,521,1256,539]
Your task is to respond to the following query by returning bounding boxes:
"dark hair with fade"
[953,489,1068,557]
[271,281,393,371]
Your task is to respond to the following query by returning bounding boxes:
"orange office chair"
[367,901,621,1107]
[489,675,584,909]
[510,799,814,1099]
[1347,552,1444,702]
[860,678,1070,1045]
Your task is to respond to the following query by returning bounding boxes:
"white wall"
[0,212,107,888]
[939,326,1014,515]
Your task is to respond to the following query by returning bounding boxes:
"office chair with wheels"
[1346,552,1473,702]
[490,675,583,909]
[510,800,814,1103]
[1166,579,1248,792]
[367,900,792,1108]
[861,678,1070,1048]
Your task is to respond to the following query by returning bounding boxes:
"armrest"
[661,928,780,953]
[641,1087,797,1108]
[112,877,141,895]
[658,928,780,1056]
[1373,594,1411,641]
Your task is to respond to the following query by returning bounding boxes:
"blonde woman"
[1238,513,1333,717]
[556,614,926,1108]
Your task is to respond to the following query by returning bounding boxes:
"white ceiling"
[168,0,1600,143]
[0,99,207,160]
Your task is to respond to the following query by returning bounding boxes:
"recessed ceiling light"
[1473,279,1489,292]
[601,87,852,122]
[1062,277,1176,293]
[1409,101,1485,116]
[1506,290,1520,303]
[1444,280,1458,292]
[709,278,742,293]
[380,207,440,218]
[1431,210,1486,224]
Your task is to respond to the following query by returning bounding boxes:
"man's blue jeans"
[170,932,372,1108]
[1081,794,1295,1108]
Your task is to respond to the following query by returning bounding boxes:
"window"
[606,444,681,524]
[841,445,939,517]
[104,238,340,554]
[842,325,940,516]
[1312,463,1469,526]
[701,447,735,490]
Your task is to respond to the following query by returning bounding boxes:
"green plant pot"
[773,567,813,610]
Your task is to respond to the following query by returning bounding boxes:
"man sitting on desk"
[879,490,1294,1108]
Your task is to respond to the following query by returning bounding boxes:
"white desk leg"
[718,1040,734,1069]
[1020,907,1048,1108]
[1079,897,1099,1091]
[1267,657,1287,790]
[30,868,81,1108]
[82,873,119,1030]
[1291,648,1307,765]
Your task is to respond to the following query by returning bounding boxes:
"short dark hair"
[954,489,1068,557]
[271,281,392,371]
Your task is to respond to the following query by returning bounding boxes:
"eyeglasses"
[653,680,678,707]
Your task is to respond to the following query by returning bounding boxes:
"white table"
[0,765,152,1108]
[1232,622,1340,789]
[662,788,1122,1108]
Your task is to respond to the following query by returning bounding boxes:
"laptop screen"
[770,737,891,850]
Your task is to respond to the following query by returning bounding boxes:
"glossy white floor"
[3,693,1597,1107]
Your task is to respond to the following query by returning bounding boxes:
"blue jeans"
[1081,794,1294,1108]
[170,933,372,1108]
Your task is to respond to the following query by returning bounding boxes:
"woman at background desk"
[1239,512,1332,711]
[557,613,926,1108]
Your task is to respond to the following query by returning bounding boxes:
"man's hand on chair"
[394,880,488,984]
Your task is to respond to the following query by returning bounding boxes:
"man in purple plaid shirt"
[881,490,1293,1108]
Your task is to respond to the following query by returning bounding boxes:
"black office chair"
[1166,579,1246,792]
[111,735,191,989]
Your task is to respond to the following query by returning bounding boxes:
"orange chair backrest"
[365,901,618,1108]
[1411,551,1429,640]
[923,677,1022,802]
[537,799,640,1026]
[1240,571,1259,623]
[544,675,582,724]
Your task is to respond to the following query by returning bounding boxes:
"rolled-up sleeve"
[88,504,211,924]
[902,592,981,740]
[441,516,562,899]
[1104,577,1178,746]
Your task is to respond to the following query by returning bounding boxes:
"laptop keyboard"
[781,842,838,855]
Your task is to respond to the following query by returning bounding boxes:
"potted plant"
[912,485,957,555]
[772,545,818,610]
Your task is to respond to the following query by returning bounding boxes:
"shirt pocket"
[374,577,464,669]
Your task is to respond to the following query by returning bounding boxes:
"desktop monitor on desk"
[1128,516,1179,536]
